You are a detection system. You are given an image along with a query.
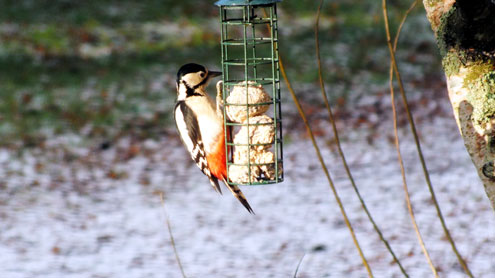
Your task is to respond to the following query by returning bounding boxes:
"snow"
[0,102,494,277]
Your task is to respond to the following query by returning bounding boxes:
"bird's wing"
[174,101,222,194]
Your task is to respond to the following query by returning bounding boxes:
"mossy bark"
[423,0,495,209]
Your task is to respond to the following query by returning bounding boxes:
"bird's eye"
[200,72,206,78]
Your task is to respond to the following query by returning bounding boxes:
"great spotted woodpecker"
[174,63,254,213]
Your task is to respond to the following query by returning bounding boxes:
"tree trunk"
[423,0,495,209]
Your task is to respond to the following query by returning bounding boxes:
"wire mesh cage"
[215,0,283,186]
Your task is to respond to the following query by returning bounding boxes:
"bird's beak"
[208,71,222,78]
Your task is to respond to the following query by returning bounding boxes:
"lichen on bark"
[436,6,458,55]
[424,0,495,208]
[423,0,456,31]
[441,51,462,76]
[442,51,495,124]
[466,71,495,124]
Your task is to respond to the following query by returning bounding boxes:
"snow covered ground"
[0,96,494,278]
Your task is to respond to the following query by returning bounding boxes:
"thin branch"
[160,193,187,278]
[293,253,306,278]
[263,8,374,273]
[388,1,438,276]
[315,0,408,276]
[278,55,373,278]
[382,0,474,277]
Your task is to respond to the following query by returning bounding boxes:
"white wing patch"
[175,101,222,194]
[174,107,195,155]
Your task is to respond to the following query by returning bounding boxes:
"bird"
[174,63,254,214]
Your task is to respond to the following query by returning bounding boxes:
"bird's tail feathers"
[209,177,222,194]
[222,178,255,214]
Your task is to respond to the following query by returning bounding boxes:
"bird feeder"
[215,0,283,185]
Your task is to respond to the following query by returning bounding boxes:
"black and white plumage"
[173,63,254,213]
[174,101,221,193]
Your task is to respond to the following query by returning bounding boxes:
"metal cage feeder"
[215,0,283,186]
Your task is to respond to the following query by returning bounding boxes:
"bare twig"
[387,1,438,276]
[293,253,306,278]
[160,193,187,278]
[261,8,373,276]
[382,0,474,277]
[279,56,373,278]
[265,14,374,275]
[315,1,408,276]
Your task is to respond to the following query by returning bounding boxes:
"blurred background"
[0,0,441,148]
[2,1,493,277]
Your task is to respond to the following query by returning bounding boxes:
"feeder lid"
[215,0,281,6]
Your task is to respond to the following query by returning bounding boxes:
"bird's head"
[176,63,222,99]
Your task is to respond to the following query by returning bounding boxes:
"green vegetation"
[0,0,441,147]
